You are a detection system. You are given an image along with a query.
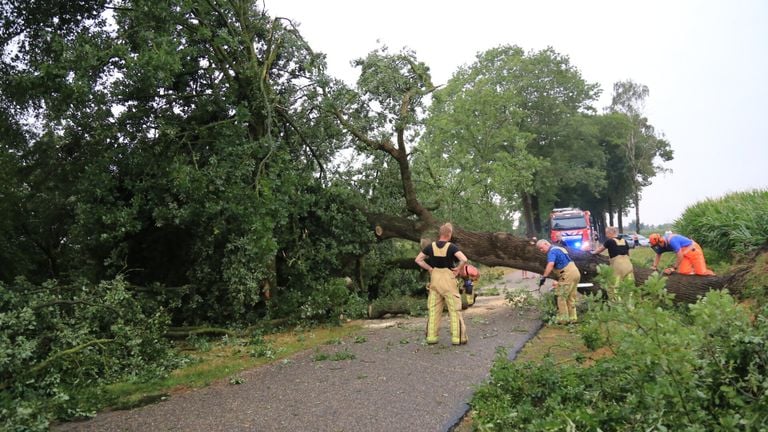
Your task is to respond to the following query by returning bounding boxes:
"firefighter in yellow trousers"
[415,223,468,345]
[537,239,581,324]
[592,226,634,300]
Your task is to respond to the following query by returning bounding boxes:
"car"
[619,233,650,247]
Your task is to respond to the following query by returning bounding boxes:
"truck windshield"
[552,217,587,230]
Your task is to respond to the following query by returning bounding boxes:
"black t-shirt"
[604,237,630,258]
[422,241,460,268]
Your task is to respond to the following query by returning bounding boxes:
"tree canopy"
[0,0,374,323]
[0,1,676,324]
[414,46,669,237]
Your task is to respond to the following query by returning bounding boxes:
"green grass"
[97,324,362,411]
[628,246,665,268]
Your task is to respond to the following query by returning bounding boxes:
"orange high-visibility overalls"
[677,241,715,275]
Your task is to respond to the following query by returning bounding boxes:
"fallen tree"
[370,216,747,303]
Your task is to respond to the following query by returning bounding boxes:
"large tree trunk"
[369,215,745,303]
[521,191,536,237]
[617,208,624,233]
[607,200,615,226]
[531,194,543,234]
[593,213,606,245]
[634,190,641,233]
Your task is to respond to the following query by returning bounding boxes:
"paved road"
[57,270,543,432]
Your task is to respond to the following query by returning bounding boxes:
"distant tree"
[608,80,674,232]
[416,45,602,237]
[587,112,636,232]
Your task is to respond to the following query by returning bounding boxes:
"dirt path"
[57,270,543,432]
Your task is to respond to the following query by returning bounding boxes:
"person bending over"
[537,239,581,324]
[648,232,715,276]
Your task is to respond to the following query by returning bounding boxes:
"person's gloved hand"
[538,276,547,287]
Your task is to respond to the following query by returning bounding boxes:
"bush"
[272,278,368,325]
[676,189,768,257]
[0,277,177,430]
[375,267,424,298]
[470,275,768,431]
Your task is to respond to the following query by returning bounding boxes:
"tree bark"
[617,207,624,233]
[593,213,606,244]
[521,191,536,237]
[531,194,543,234]
[634,190,641,233]
[607,200,615,226]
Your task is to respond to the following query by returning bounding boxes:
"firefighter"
[554,232,568,248]
[414,223,468,345]
[649,232,715,276]
[536,239,581,324]
[592,226,634,300]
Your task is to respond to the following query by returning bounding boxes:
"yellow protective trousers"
[607,255,634,300]
[426,268,467,345]
[554,262,580,323]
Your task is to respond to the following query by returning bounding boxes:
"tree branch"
[23,339,116,379]
[275,105,326,179]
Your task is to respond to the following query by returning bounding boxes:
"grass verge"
[95,324,362,412]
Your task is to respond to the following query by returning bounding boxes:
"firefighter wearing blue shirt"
[537,239,581,324]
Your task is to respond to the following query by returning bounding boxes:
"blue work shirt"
[667,234,693,252]
[547,246,572,270]
[652,234,694,254]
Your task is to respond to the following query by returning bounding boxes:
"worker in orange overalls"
[414,223,468,345]
[649,233,715,276]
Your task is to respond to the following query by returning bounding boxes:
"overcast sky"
[267,0,767,226]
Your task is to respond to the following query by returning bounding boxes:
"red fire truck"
[549,207,594,251]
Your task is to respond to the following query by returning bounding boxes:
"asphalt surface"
[56,271,544,432]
